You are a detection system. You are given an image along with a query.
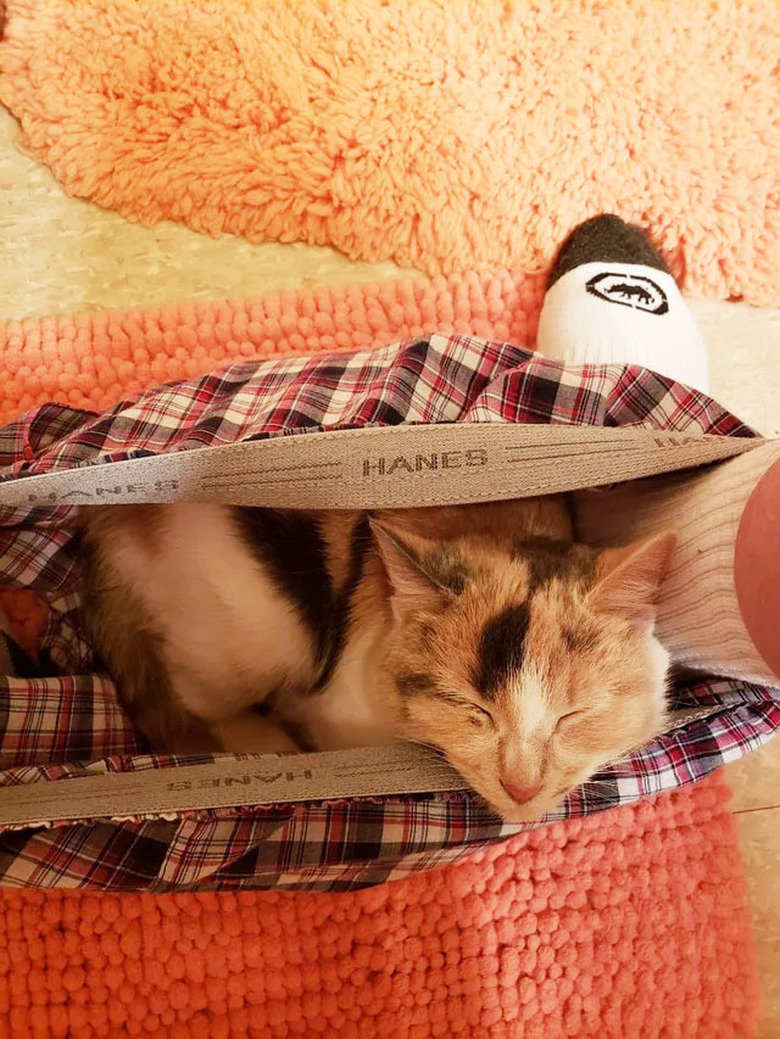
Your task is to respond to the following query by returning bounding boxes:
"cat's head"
[372,520,676,823]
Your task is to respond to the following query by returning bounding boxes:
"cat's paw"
[211,712,301,754]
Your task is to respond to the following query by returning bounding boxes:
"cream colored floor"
[1,106,779,1032]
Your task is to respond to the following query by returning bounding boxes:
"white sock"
[537,215,710,394]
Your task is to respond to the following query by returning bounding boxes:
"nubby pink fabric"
[0,272,764,1036]
[0,778,761,1038]
[0,269,544,422]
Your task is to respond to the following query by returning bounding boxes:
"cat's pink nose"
[501,780,542,805]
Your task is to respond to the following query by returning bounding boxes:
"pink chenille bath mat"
[0,268,544,421]
[1,0,779,304]
[0,265,765,1037]
[0,777,762,1038]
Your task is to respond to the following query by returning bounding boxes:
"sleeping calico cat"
[81,498,675,822]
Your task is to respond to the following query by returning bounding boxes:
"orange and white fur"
[81,499,675,822]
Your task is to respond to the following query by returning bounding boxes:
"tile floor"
[1,106,779,1032]
[727,741,780,1038]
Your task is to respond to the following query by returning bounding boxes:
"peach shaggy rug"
[1,0,779,304]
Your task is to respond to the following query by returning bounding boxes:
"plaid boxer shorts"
[0,334,776,891]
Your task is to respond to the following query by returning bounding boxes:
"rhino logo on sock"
[586,272,669,315]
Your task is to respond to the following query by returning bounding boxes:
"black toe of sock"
[547,214,671,288]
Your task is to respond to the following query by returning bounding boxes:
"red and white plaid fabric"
[0,334,777,891]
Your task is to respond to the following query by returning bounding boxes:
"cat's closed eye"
[555,709,585,735]
[440,694,494,728]
[466,703,494,728]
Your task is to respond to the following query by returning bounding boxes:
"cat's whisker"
[400,735,447,759]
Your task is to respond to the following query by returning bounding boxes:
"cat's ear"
[586,532,677,627]
[370,519,466,617]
